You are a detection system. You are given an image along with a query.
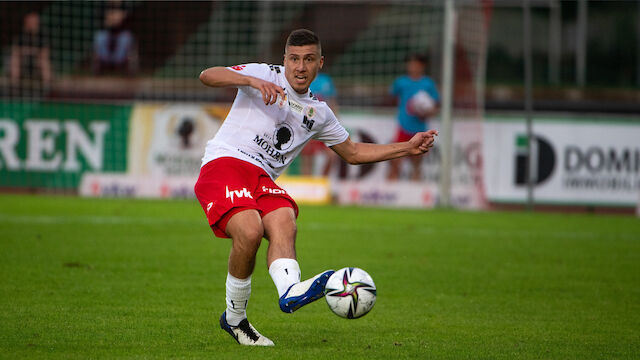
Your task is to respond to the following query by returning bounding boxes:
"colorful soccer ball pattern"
[325,267,377,319]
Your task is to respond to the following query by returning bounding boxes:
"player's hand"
[408,129,438,155]
[249,77,286,105]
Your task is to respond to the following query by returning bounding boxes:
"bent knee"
[225,209,264,242]
[264,212,297,241]
[273,214,296,234]
[232,223,264,241]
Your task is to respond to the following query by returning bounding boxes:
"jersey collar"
[283,79,310,100]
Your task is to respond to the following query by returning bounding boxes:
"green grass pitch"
[0,194,639,359]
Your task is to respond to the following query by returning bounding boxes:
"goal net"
[0,0,491,207]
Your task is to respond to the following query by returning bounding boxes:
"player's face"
[284,44,324,94]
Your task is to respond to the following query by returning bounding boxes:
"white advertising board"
[334,111,486,209]
[79,172,330,205]
[127,103,225,176]
[333,181,438,208]
[79,173,196,198]
[483,117,640,207]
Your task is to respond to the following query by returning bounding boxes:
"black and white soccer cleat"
[219,311,274,346]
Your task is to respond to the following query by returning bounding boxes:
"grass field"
[0,194,639,359]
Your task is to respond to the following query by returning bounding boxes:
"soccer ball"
[325,267,377,319]
[408,90,435,117]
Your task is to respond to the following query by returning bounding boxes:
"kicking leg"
[263,207,297,266]
[263,207,301,297]
[263,207,334,313]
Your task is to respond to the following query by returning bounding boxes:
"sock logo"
[226,186,253,203]
[229,300,248,309]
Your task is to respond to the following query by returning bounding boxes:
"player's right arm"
[199,66,284,105]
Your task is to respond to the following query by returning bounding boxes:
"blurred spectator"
[301,72,339,176]
[310,73,339,112]
[93,6,137,75]
[9,12,52,96]
[388,54,440,181]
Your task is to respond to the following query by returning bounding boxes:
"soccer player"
[388,53,440,181]
[195,29,437,346]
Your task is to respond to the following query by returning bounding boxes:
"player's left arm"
[330,130,438,165]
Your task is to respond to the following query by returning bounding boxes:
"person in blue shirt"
[93,7,136,75]
[310,73,338,109]
[388,53,440,181]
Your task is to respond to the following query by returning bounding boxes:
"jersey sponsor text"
[253,134,288,164]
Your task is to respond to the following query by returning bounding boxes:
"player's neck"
[285,82,309,97]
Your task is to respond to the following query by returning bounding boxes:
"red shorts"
[194,157,299,238]
[394,128,416,143]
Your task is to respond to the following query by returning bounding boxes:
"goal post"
[439,0,456,208]
[439,0,493,208]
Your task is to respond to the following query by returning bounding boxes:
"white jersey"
[201,63,349,179]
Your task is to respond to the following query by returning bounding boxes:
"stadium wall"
[2,101,638,210]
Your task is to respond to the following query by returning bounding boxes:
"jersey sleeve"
[226,63,274,97]
[226,63,271,80]
[314,108,349,147]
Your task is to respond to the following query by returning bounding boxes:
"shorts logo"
[206,202,214,213]
[262,186,287,195]
[225,186,253,203]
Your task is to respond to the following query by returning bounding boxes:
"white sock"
[269,258,301,298]
[225,273,251,326]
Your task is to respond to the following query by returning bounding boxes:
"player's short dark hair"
[286,29,321,53]
[406,53,428,65]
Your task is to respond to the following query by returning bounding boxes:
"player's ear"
[319,56,324,69]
